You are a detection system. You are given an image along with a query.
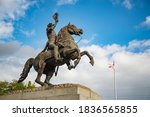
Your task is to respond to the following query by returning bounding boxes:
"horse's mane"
[56,25,69,43]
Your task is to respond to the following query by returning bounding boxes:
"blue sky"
[1,0,150,47]
[0,0,150,99]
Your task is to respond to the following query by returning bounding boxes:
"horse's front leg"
[80,51,94,66]
[73,49,81,68]
[63,48,75,59]
[74,58,81,68]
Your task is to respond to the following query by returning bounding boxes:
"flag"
[108,61,115,70]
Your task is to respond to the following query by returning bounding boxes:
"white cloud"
[0,0,36,39]
[0,39,150,99]
[111,0,121,5]
[0,41,40,82]
[0,21,14,38]
[111,0,133,10]
[0,41,20,56]
[0,0,36,20]
[139,16,150,29]
[122,0,132,10]
[127,39,150,51]
[19,29,35,38]
[57,0,78,6]
[78,34,97,46]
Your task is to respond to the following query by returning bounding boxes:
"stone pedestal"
[0,84,101,100]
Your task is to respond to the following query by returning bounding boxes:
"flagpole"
[108,61,117,100]
[113,67,117,100]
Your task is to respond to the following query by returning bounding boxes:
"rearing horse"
[18,23,94,86]
[56,23,94,68]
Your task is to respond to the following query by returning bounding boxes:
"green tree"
[0,80,35,95]
[0,81,9,95]
[27,81,35,89]
[8,80,27,91]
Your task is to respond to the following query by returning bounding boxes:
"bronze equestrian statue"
[18,13,94,87]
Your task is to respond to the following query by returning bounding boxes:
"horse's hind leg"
[35,62,46,86]
[44,70,55,87]
[73,49,81,68]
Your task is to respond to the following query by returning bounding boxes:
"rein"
[77,35,82,44]
[73,35,83,44]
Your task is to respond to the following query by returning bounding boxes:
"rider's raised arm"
[53,20,58,29]
[53,12,58,29]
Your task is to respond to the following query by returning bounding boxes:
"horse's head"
[67,22,83,36]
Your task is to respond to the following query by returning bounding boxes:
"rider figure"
[41,12,60,62]
[39,13,73,70]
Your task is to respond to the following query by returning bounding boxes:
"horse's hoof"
[18,77,25,83]
[42,83,49,88]
[90,60,94,66]
[45,82,54,87]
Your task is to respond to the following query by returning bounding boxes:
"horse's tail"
[18,58,34,83]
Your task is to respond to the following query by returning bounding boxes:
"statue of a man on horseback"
[18,13,94,87]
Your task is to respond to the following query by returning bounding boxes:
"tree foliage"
[0,80,35,95]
